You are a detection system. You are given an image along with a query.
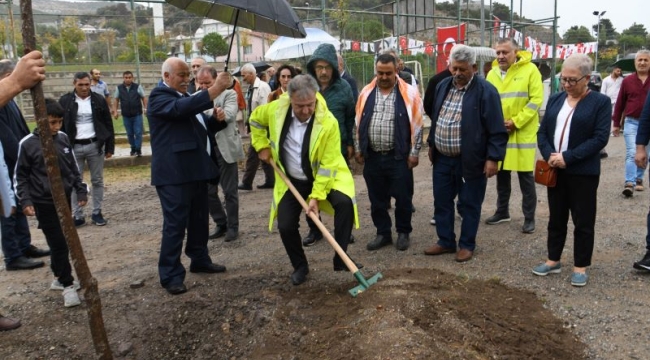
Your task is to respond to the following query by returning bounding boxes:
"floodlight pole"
[593,10,606,71]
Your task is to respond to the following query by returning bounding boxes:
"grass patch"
[27,116,150,136]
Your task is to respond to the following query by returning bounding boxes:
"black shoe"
[599,149,608,159]
[412,205,416,213]
[291,266,309,285]
[74,217,86,227]
[165,283,187,295]
[366,234,392,251]
[349,234,355,244]
[302,230,323,247]
[238,183,252,191]
[91,212,107,226]
[334,259,364,272]
[633,251,650,271]
[522,219,536,234]
[224,228,238,242]
[396,233,410,251]
[130,151,136,156]
[6,256,45,271]
[189,263,227,273]
[256,182,274,189]
[136,149,142,157]
[209,224,227,239]
[24,245,51,258]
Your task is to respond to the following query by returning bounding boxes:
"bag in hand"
[534,159,556,187]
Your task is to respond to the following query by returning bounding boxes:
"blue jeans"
[72,142,105,218]
[623,117,650,184]
[433,154,487,251]
[123,114,143,151]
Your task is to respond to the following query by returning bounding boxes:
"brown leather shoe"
[424,244,456,256]
[455,248,474,262]
[0,316,21,331]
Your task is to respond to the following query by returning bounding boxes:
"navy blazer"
[147,86,227,186]
[538,91,610,176]
[0,100,30,178]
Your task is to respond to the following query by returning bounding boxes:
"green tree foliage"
[162,4,203,36]
[49,39,78,64]
[562,26,595,44]
[621,23,648,38]
[105,20,130,38]
[60,17,86,50]
[201,32,229,59]
[97,3,130,17]
[345,19,388,41]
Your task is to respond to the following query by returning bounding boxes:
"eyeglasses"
[559,75,587,86]
[315,65,332,72]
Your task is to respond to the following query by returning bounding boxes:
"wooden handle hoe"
[269,159,382,297]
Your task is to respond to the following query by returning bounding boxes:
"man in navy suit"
[147,57,232,295]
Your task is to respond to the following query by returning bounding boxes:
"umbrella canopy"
[265,28,341,61]
[231,61,272,76]
[611,53,636,72]
[165,0,306,69]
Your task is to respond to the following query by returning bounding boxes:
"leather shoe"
[302,230,323,247]
[24,245,51,258]
[237,183,252,190]
[366,234,392,251]
[396,233,410,251]
[349,234,355,244]
[190,263,227,273]
[0,316,21,331]
[6,256,45,271]
[224,228,238,242]
[291,266,309,285]
[256,182,274,189]
[423,244,456,256]
[209,224,227,239]
[455,248,474,262]
[165,283,187,295]
[334,259,364,272]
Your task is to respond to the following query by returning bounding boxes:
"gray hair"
[196,65,217,79]
[287,74,319,99]
[0,59,15,78]
[161,57,182,79]
[562,53,593,76]
[495,37,519,50]
[383,48,400,60]
[636,49,650,60]
[450,44,476,65]
[241,63,256,75]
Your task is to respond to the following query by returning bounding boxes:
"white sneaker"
[50,280,80,291]
[429,217,436,225]
[62,286,81,308]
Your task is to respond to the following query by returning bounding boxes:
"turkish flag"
[399,36,408,52]
[436,24,466,72]
[351,41,361,52]
[424,41,434,55]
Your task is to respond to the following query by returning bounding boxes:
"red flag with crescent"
[436,24,466,72]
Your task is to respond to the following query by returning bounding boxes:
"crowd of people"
[3,42,650,330]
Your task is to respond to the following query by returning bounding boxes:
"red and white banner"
[436,24,466,73]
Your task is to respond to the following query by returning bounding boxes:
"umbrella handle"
[224,9,240,73]
[268,159,359,273]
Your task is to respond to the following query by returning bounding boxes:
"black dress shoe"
[165,283,187,295]
[302,230,323,246]
[366,234,392,251]
[6,256,45,271]
[349,234,355,244]
[291,266,309,285]
[24,245,51,258]
[238,183,252,190]
[334,260,364,272]
[189,263,227,273]
[256,182,274,189]
[209,225,227,239]
[396,233,410,251]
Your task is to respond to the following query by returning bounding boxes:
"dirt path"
[0,136,647,359]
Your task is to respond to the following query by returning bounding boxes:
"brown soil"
[6,139,636,359]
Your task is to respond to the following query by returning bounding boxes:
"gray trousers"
[208,151,239,230]
[495,170,536,221]
[72,142,105,218]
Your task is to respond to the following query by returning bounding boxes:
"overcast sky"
[491,0,647,37]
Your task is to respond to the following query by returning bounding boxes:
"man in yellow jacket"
[250,75,360,286]
[485,38,543,234]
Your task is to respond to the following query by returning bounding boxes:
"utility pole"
[321,0,326,31]
[130,0,141,81]
[7,0,17,58]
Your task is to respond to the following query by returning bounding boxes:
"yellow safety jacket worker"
[250,92,359,231]
[487,50,543,171]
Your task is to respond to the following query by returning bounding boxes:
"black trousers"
[546,172,599,267]
[241,145,274,187]
[277,178,353,270]
[495,170,537,220]
[33,202,74,287]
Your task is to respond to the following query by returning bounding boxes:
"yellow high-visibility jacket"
[487,50,543,171]
[250,92,359,231]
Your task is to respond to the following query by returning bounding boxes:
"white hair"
[241,63,256,75]
[450,44,476,65]
[562,54,593,76]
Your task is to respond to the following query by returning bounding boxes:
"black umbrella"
[165,0,306,71]
[231,61,272,76]
[610,53,636,72]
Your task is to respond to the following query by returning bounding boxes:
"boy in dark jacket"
[14,99,88,308]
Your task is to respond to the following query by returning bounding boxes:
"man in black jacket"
[59,72,115,227]
[0,59,50,271]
